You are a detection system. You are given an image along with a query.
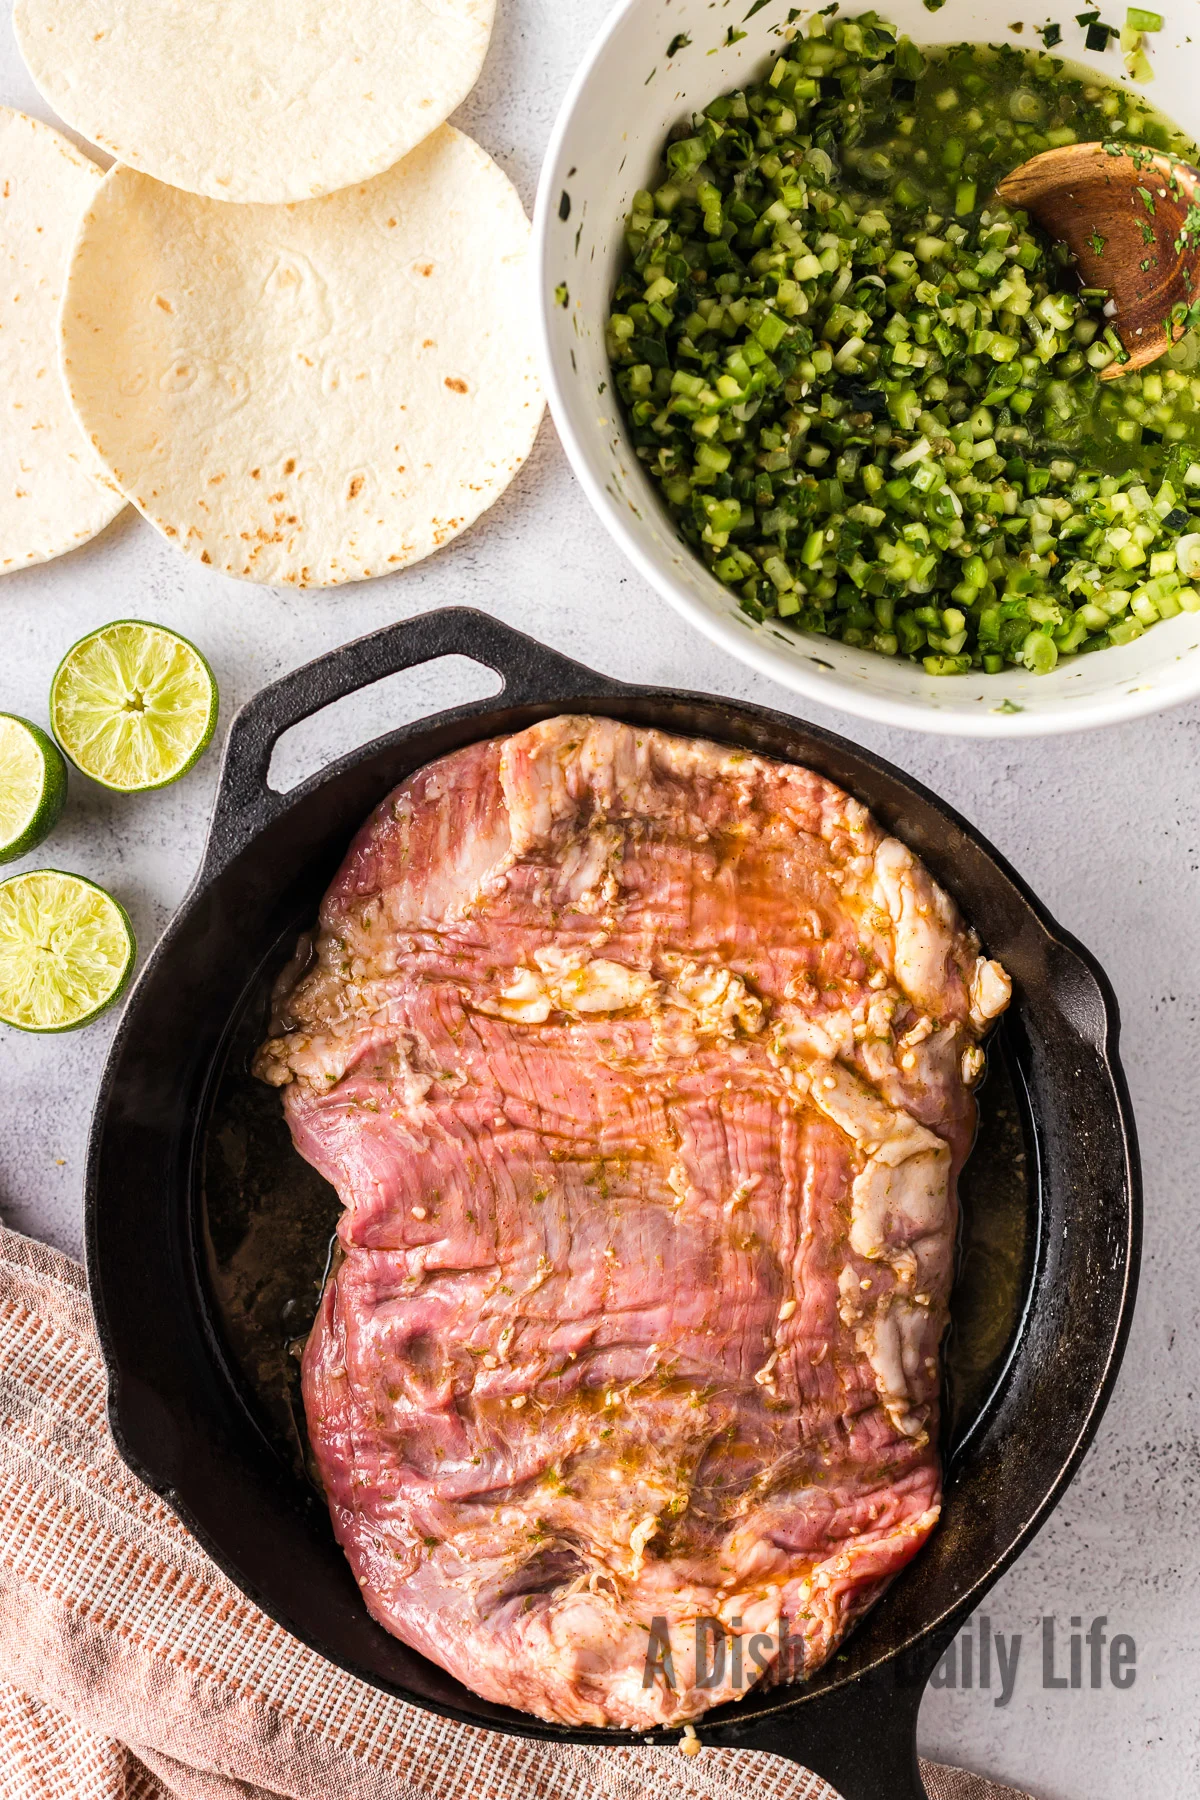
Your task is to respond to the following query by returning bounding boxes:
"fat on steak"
[255,717,1010,1729]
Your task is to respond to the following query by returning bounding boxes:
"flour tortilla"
[61,127,543,589]
[14,0,495,206]
[0,110,125,575]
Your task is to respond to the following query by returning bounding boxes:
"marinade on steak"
[255,717,1010,1729]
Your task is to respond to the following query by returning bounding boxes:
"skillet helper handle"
[724,1654,933,1800]
[203,606,624,874]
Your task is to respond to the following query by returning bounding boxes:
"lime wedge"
[50,620,218,793]
[0,869,134,1031]
[0,715,67,864]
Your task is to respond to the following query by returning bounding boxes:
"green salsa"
[607,13,1200,675]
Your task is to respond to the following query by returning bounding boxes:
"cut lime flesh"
[0,869,134,1031]
[51,620,218,793]
[0,715,67,863]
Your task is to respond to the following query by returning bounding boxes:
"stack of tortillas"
[3,0,543,587]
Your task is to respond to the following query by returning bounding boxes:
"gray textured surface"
[0,4,1196,1796]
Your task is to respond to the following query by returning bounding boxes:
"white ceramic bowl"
[535,0,1200,735]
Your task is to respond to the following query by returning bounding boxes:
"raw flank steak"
[256,717,1010,1729]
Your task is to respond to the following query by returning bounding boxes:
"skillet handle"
[202,606,625,877]
[717,1652,936,1800]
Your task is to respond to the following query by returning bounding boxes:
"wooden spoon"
[996,142,1200,380]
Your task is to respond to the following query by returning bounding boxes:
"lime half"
[50,620,218,793]
[0,715,67,864]
[0,869,134,1031]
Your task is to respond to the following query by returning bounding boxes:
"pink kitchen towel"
[0,1223,1034,1800]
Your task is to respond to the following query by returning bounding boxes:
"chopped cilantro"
[1169,297,1200,332]
[1175,202,1200,250]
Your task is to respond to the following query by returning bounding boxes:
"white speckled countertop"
[1,4,1197,1795]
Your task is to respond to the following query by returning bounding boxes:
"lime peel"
[51,620,217,793]
[0,715,67,863]
[0,869,134,1032]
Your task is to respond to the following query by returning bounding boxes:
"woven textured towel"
[0,1223,1035,1800]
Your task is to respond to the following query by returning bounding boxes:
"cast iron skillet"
[87,607,1140,1800]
